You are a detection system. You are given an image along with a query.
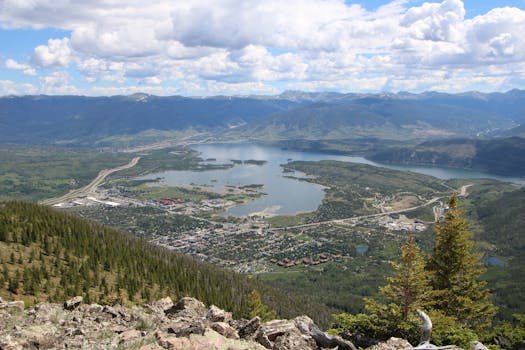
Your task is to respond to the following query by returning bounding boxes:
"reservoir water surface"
[137,143,525,217]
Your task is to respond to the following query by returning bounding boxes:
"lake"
[137,143,525,217]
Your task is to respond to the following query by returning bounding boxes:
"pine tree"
[359,236,436,342]
[247,290,276,321]
[427,193,496,331]
[374,236,435,320]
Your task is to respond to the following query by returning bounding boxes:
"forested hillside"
[0,95,301,145]
[227,93,523,142]
[369,137,525,177]
[0,202,334,325]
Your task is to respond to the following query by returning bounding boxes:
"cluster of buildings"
[269,253,344,268]
[159,198,185,206]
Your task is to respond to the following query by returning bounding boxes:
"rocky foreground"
[0,296,490,350]
[0,295,358,349]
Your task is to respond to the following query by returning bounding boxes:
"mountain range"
[2,90,525,146]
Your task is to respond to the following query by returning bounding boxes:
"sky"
[1,0,525,96]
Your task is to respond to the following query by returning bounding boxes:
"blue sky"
[1,0,525,96]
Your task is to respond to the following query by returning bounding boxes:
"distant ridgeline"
[0,94,301,145]
[0,201,334,326]
[2,90,525,145]
[369,137,525,177]
[225,90,525,142]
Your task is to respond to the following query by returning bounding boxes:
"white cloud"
[401,0,465,42]
[0,80,38,95]
[5,59,36,75]
[1,0,525,95]
[39,71,78,94]
[32,38,72,68]
[466,7,525,64]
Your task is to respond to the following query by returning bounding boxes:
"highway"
[40,157,140,206]
[271,196,441,231]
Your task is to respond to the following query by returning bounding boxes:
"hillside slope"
[0,201,334,325]
[3,90,525,146]
[227,91,525,142]
[369,137,525,177]
[0,94,301,145]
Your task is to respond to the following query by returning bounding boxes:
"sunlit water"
[137,143,524,217]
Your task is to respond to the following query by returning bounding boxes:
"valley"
[1,90,525,347]
[6,140,521,320]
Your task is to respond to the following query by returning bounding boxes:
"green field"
[0,145,132,201]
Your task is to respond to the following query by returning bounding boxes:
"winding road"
[272,196,441,231]
[40,157,140,206]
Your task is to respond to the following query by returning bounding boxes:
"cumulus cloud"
[1,0,525,95]
[466,7,525,64]
[32,38,72,67]
[39,71,78,94]
[5,59,36,75]
[401,0,465,42]
[0,80,38,95]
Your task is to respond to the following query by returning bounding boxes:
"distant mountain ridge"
[2,90,525,146]
[369,137,525,177]
[226,90,525,141]
[0,94,302,145]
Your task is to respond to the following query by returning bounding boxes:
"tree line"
[330,194,525,349]
[0,201,332,324]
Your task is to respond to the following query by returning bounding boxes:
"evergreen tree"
[370,236,435,321]
[427,194,496,330]
[356,236,436,342]
[247,290,276,321]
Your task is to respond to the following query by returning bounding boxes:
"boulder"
[63,296,83,310]
[103,305,120,318]
[0,338,24,350]
[6,301,24,313]
[21,324,58,348]
[165,297,206,316]
[272,328,316,350]
[156,330,189,349]
[211,322,240,339]
[166,319,206,337]
[200,329,267,349]
[145,297,174,314]
[255,319,297,348]
[293,315,356,350]
[470,341,490,350]
[238,317,261,339]
[366,337,412,350]
[118,329,143,344]
[207,305,232,323]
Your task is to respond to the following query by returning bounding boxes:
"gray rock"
[118,329,142,344]
[166,318,206,337]
[145,297,174,314]
[207,305,232,322]
[238,317,261,339]
[87,303,104,313]
[103,305,119,318]
[165,297,206,317]
[272,328,316,350]
[63,296,83,310]
[20,324,58,348]
[470,341,490,350]
[294,315,356,350]
[366,337,412,350]
[255,319,296,347]
[211,322,240,339]
[0,337,24,350]
[6,301,24,313]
